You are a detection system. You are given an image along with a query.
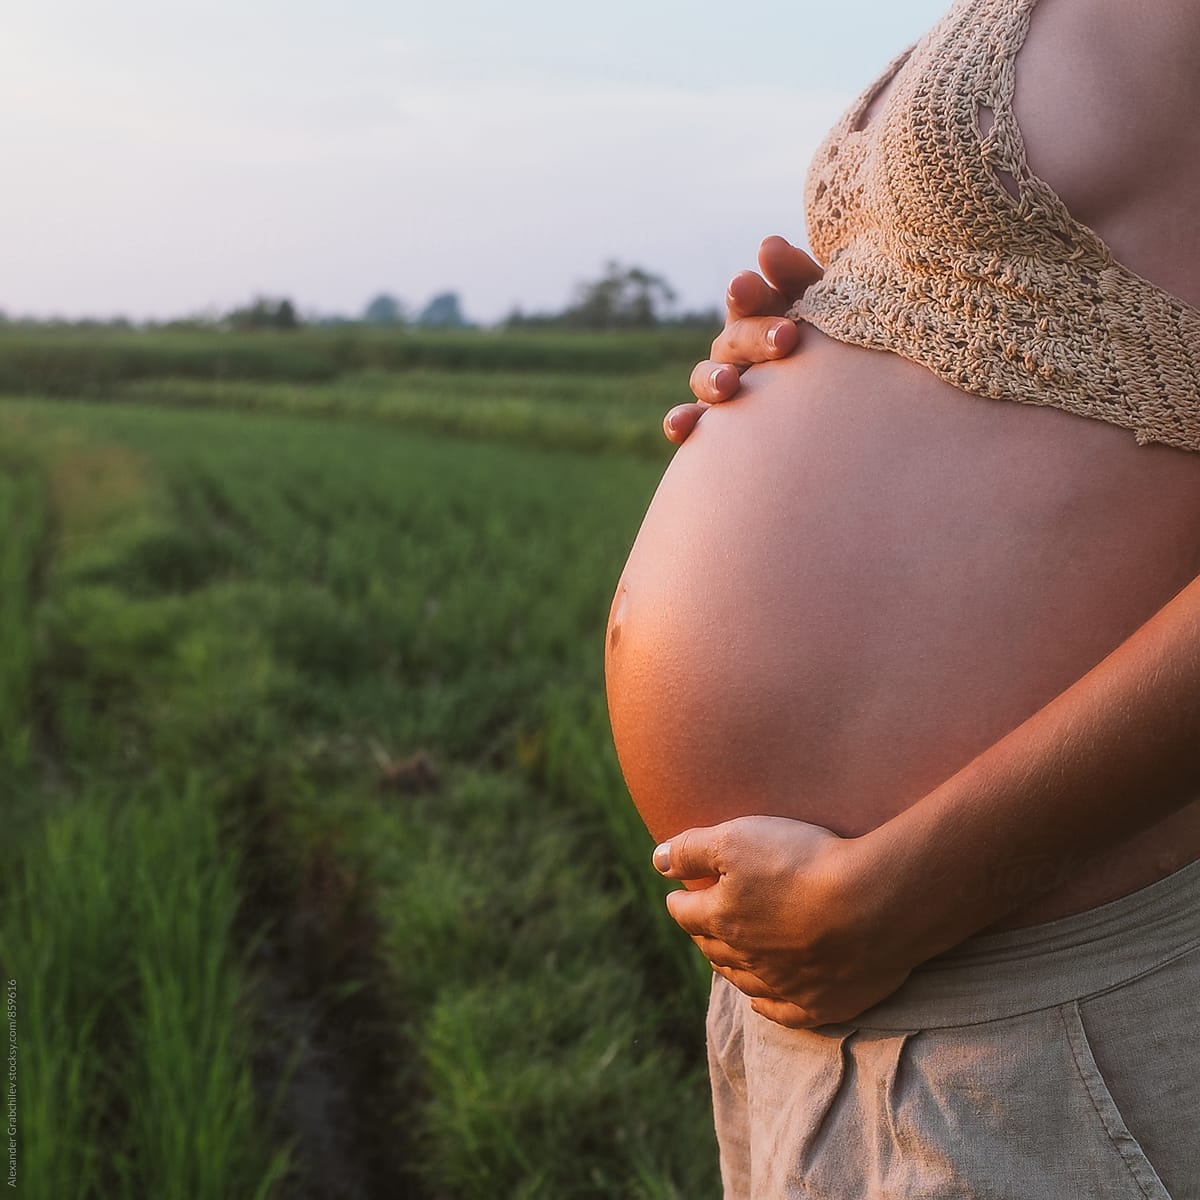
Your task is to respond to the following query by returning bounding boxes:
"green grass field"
[0,327,722,1198]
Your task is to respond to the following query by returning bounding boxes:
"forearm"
[863,569,1200,960]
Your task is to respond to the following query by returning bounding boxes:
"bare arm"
[865,566,1200,959]
[659,568,1200,1026]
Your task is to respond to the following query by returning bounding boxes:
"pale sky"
[3,1,948,325]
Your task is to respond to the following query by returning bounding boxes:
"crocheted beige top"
[787,0,1200,451]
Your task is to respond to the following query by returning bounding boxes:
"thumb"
[652,825,726,880]
[758,235,823,302]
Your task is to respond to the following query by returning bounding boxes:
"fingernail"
[767,324,786,352]
[709,367,729,393]
[653,842,672,873]
[666,412,681,434]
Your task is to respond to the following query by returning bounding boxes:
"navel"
[607,583,629,654]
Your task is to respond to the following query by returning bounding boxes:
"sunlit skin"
[604,0,1200,1026]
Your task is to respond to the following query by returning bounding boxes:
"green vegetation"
[0,459,43,769]
[0,327,721,1197]
[0,327,708,397]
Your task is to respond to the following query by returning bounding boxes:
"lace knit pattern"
[787,0,1200,451]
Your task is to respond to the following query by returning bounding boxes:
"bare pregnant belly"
[605,326,1200,927]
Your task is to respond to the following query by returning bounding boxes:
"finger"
[687,934,752,975]
[652,823,730,880]
[757,236,824,302]
[709,960,783,1002]
[710,316,799,368]
[692,937,789,1001]
[725,269,790,320]
[687,359,741,404]
[663,402,707,443]
[749,996,819,1029]
[664,883,720,936]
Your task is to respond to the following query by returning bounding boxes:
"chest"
[804,0,1200,309]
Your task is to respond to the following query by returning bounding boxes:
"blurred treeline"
[0,261,721,336]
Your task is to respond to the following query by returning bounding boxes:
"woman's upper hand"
[664,236,824,445]
[653,815,917,1029]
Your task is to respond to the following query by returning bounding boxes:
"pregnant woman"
[604,0,1200,1195]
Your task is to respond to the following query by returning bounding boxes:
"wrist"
[849,811,995,967]
[827,827,933,972]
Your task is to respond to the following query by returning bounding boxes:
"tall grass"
[0,778,288,1200]
[367,766,716,1197]
[115,363,686,458]
[0,328,721,1197]
[114,780,291,1199]
[0,463,44,769]
[0,796,118,1197]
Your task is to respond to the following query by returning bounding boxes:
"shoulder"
[1013,0,1200,303]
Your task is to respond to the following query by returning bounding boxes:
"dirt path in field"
[233,776,427,1199]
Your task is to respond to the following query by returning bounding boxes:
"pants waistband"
[849,855,1200,1030]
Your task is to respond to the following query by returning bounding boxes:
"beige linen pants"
[708,857,1200,1198]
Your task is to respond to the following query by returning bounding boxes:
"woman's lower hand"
[664,236,823,445]
[654,815,916,1029]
